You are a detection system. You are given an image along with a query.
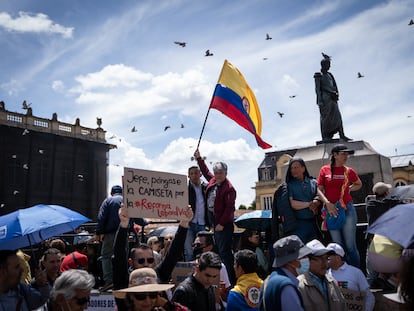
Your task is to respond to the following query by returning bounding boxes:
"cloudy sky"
[1,0,413,208]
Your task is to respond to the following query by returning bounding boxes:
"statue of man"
[314,57,351,141]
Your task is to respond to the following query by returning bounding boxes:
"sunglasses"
[136,257,155,265]
[74,296,90,305]
[133,292,159,300]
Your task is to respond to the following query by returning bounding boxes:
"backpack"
[271,183,298,242]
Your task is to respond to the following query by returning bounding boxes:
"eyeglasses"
[136,257,155,265]
[74,296,90,305]
[133,292,159,300]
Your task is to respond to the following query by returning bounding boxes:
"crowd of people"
[1,144,413,310]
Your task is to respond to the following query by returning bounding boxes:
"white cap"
[306,239,334,256]
[326,243,345,257]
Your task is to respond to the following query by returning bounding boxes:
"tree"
[248,200,256,210]
[238,204,247,210]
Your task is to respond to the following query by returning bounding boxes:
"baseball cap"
[306,239,334,256]
[272,235,312,268]
[111,185,122,194]
[331,144,354,155]
[326,243,345,257]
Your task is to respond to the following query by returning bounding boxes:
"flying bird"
[22,129,29,135]
[322,52,331,60]
[23,164,29,170]
[131,126,138,132]
[266,33,272,40]
[277,112,284,118]
[174,41,187,47]
[38,149,44,154]
[289,95,297,98]
[12,154,17,159]
[108,134,116,139]
[13,190,19,195]
[181,123,184,128]
[0,203,5,208]
[164,125,171,131]
[409,19,414,26]
[357,72,365,78]
[205,50,213,56]
[263,57,268,60]
[22,100,31,110]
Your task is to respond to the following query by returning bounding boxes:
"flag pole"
[195,60,227,151]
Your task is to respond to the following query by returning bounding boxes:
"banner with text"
[123,167,190,220]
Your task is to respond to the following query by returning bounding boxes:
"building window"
[262,169,270,181]
[395,180,407,187]
[263,196,273,210]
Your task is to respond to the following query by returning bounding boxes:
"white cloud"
[52,80,65,92]
[0,11,73,38]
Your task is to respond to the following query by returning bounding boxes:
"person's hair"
[234,249,257,274]
[188,166,200,174]
[42,248,61,261]
[198,251,222,271]
[330,154,336,179]
[50,239,66,254]
[400,256,414,306]
[213,162,227,173]
[146,236,159,248]
[285,157,311,183]
[197,231,215,247]
[51,269,95,300]
[237,229,258,251]
[130,243,153,260]
[0,250,17,269]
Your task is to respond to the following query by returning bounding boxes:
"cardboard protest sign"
[340,288,366,311]
[123,167,190,220]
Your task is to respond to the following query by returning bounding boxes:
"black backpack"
[271,183,298,242]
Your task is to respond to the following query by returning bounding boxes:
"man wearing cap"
[95,185,123,288]
[259,235,311,311]
[297,239,346,311]
[365,181,400,286]
[327,243,375,311]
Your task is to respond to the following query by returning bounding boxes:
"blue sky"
[1,0,413,207]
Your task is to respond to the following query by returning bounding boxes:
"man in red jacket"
[194,149,237,285]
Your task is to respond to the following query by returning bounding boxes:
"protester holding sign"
[113,204,192,311]
[194,149,237,286]
[327,243,375,311]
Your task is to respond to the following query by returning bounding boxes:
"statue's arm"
[314,72,323,106]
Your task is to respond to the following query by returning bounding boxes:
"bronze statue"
[314,56,351,142]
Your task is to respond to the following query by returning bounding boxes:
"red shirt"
[317,165,359,203]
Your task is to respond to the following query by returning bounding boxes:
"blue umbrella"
[367,203,414,248]
[235,210,272,232]
[0,204,90,250]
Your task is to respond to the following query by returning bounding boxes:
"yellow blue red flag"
[210,60,271,149]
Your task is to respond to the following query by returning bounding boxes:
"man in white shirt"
[327,243,375,311]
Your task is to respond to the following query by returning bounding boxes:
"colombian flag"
[210,60,271,149]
